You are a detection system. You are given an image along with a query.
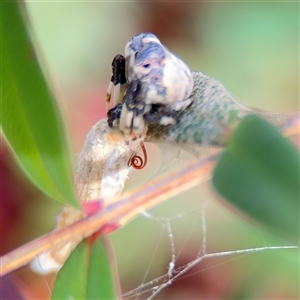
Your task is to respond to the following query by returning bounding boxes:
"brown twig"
[0,153,218,276]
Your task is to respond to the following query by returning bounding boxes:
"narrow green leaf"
[212,115,299,240]
[51,242,87,299]
[51,237,119,300]
[1,2,78,207]
[86,236,119,299]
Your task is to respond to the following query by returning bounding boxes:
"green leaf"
[51,237,119,300]
[1,2,78,207]
[212,115,299,241]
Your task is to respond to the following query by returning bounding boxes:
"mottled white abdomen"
[159,51,194,107]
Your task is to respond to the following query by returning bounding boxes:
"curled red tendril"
[128,142,148,169]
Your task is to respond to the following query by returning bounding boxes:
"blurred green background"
[2,1,298,299]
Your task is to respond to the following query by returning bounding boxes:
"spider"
[106,33,194,168]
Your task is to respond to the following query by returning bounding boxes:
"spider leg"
[105,54,127,111]
[105,81,114,111]
[113,81,126,107]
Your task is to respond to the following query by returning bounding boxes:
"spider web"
[111,183,297,300]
